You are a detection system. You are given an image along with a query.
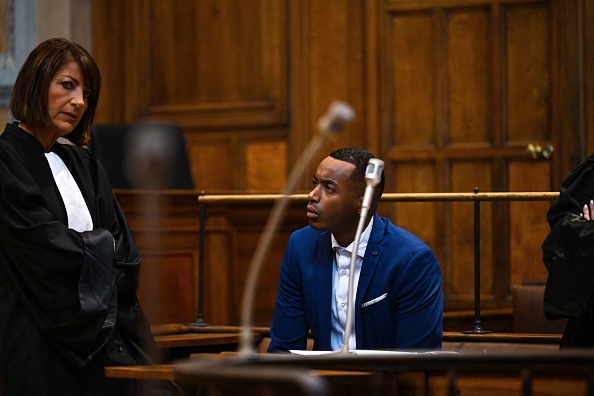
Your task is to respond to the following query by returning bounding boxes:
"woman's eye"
[61,81,73,89]
[83,90,91,99]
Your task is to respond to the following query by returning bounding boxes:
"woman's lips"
[62,112,77,121]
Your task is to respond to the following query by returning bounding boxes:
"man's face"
[306,156,363,245]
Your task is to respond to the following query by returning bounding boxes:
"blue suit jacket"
[268,213,443,352]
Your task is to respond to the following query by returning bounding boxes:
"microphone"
[361,159,384,222]
[341,158,384,354]
[238,101,355,356]
[317,101,356,136]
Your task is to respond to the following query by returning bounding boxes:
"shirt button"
[118,346,124,353]
[340,303,345,308]
[341,270,347,275]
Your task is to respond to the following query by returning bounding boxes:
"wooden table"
[155,332,245,349]
[105,364,177,381]
[148,324,270,360]
[105,358,377,396]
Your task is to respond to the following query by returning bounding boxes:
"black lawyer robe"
[542,152,594,347]
[0,122,157,395]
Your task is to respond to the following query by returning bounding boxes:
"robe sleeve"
[543,214,594,319]
[542,153,594,320]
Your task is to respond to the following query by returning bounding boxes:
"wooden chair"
[512,282,567,334]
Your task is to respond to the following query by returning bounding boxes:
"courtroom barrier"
[194,191,559,338]
[175,349,594,396]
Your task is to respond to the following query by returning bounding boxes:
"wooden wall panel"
[202,213,233,325]
[93,0,291,193]
[187,139,232,191]
[377,0,578,312]
[245,141,287,191]
[224,205,308,325]
[287,0,368,187]
[391,162,439,248]
[588,1,594,156]
[138,253,196,324]
[146,0,288,130]
[389,11,436,147]
[446,7,491,146]
[505,3,552,143]
[508,160,552,287]
[95,0,592,326]
[448,162,494,304]
[115,192,201,325]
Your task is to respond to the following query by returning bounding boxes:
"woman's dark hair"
[9,38,101,146]
[330,148,386,197]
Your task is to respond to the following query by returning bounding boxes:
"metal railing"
[193,191,559,333]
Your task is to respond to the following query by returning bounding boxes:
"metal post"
[462,187,491,334]
[190,191,208,326]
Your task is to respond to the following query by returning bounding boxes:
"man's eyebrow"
[320,178,337,187]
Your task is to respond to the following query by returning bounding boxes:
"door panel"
[390,12,436,147]
[508,160,552,286]
[375,0,574,309]
[505,4,553,143]
[447,7,491,146]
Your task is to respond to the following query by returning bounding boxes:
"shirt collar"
[330,215,374,258]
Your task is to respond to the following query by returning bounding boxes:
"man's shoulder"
[291,225,327,241]
[374,215,432,251]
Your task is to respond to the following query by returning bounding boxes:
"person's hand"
[581,200,594,220]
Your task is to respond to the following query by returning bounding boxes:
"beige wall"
[37,0,91,50]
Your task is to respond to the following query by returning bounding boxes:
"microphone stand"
[238,101,355,356]
[340,158,384,354]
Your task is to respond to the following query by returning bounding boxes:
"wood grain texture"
[95,0,592,325]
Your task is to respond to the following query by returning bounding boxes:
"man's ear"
[356,195,364,214]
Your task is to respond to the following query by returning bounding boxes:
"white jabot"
[330,216,374,350]
[45,152,93,232]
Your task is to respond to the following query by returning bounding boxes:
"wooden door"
[367,0,584,310]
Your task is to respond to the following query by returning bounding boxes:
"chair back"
[513,282,568,334]
[89,122,194,189]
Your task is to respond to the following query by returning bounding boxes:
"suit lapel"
[356,214,386,303]
[355,214,385,346]
[315,232,334,350]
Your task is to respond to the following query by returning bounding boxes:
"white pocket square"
[361,292,388,307]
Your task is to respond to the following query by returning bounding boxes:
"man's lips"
[306,205,319,219]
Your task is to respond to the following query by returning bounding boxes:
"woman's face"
[46,60,89,138]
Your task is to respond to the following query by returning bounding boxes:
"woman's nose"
[72,89,86,107]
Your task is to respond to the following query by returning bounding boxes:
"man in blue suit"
[268,148,443,352]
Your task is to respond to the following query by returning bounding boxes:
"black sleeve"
[542,153,594,269]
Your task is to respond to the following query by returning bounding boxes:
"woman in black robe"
[0,38,163,395]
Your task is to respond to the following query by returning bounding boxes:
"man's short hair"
[329,148,385,196]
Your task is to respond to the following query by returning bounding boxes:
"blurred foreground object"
[90,121,194,189]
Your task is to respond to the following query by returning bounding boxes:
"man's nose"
[308,186,319,201]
